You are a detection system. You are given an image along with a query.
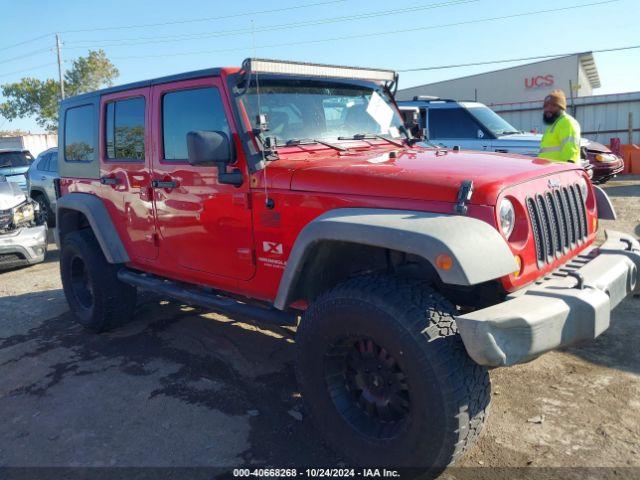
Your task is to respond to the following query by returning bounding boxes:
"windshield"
[0,151,32,168]
[466,106,519,136]
[239,79,405,145]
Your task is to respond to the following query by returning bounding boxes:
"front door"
[150,77,254,280]
[427,107,491,151]
[100,87,158,260]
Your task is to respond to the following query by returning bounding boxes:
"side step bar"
[117,269,297,326]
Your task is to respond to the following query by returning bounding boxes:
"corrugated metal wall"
[493,91,640,145]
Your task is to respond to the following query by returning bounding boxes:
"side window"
[105,97,145,161]
[428,108,480,139]
[65,105,96,162]
[162,87,230,162]
[37,153,50,172]
[48,151,58,173]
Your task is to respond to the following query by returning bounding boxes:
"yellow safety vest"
[539,112,581,163]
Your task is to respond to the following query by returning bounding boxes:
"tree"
[0,50,119,132]
[65,50,119,97]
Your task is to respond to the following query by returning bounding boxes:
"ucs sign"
[525,75,555,89]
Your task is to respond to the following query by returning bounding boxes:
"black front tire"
[32,192,55,227]
[60,229,137,332]
[296,276,490,472]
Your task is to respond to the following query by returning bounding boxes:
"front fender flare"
[274,208,518,310]
[56,193,129,264]
[593,185,616,220]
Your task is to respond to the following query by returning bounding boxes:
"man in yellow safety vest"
[539,89,581,163]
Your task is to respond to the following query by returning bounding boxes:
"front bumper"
[456,230,640,367]
[592,162,625,184]
[0,225,47,270]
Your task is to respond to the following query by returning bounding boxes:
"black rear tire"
[60,229,137,332]
[296,275,490,473]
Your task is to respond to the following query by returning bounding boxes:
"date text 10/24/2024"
[233,468,401,477]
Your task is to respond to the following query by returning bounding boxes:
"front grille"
[0,253,25,264]
[526,183,588,266]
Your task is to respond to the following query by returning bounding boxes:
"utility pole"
[56,33,65,100]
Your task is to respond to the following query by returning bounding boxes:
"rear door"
[30,151,51,195]
[150,77,254,280]
[45,150,59,209]
[99,87,158,260]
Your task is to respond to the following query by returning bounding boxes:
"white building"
[0,133,57,158]
[397,52,601,105]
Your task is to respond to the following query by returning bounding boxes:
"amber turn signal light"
[435,253,454,271]
[513,255,523,278]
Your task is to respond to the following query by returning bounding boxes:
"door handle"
[40,176,47,181]
[151,180,177,189]
[100,176,119,186]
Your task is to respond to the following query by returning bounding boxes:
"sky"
[1,0,639,132]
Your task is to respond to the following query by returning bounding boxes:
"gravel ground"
[0,178,639,479]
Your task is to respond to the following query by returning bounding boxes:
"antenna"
[251,20,275,209]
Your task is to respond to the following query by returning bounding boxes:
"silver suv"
[27,147,58,227]
[397,98,623,184]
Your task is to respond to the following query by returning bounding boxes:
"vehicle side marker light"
[435,253,454,271]
[513,255,523,278]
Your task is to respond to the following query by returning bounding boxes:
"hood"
[0,165,29,176]
[581,138,611,153]
[496,133,611,152]
[281,147,583,206]
[0,178,28,210]
[496,132,542,143]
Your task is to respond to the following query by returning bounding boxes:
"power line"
[0,47,52,67]
[108,0,621,60]
[0,33,52,54]
[64,0,479,48]
[398,44,640,72]
[0,0,346,56]
[0,62,57,80]
[61,0,348,34]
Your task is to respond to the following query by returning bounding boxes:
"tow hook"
[567,271,586,290]
[620,238,634,251]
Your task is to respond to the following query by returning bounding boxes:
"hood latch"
[454,180,474,215]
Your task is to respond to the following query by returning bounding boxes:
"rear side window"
[428,108,481,139]
[36,153,51,171]
[105,97,145,160]
[162,87,230,161]
[48,151,58,172]
[65,105,96,162]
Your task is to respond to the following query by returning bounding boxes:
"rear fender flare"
[56,193,129,264]
[274,208,518,310]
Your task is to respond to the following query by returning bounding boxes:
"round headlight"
[577,177,589,200]
[499,198,516,239]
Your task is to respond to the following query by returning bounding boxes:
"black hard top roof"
[60,67,223,107]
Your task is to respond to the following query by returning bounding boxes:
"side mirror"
[186,130,231,166]
[186,130,242,186]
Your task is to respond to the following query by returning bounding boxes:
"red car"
[55,59,639,473]
[583,138,625,184]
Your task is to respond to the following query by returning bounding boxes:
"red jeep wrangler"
[55,58,640,471]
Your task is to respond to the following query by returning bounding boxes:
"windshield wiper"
[337,133,405,148]
[285,138,347,152]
